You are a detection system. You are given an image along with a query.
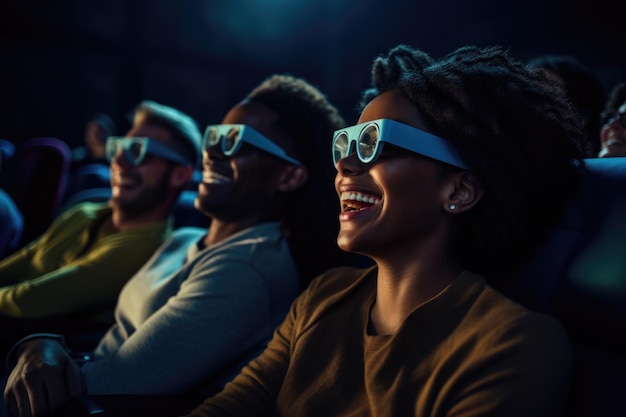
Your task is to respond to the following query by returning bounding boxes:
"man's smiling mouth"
[203,171,232,184]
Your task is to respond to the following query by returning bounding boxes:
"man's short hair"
[131,100,202,168]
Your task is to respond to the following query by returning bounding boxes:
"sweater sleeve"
[81,255,281,395]
[0,225,168,318]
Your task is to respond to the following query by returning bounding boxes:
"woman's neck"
[369,244,462,335]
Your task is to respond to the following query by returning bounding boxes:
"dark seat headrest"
[501,157,626,355]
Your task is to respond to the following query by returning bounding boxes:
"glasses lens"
[333,132,349,163]
[224,127,240,153]
[601,110,626,128]
[105,138,120,162]
[601,111,618,126]
[127,140,145,165]
[205,127,220,148]
[358,124,379,161]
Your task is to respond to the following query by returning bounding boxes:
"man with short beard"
[0,100,201,359]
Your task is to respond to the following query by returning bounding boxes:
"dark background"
[1,0,624,149]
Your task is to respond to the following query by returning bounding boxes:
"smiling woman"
[183,44,585,417]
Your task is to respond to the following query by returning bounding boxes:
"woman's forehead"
[358,90,429,131]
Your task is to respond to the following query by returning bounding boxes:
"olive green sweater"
[0,202,171,319]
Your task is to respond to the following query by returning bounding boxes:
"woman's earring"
[449,204,456,210]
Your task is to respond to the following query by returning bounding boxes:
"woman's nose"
[336,151,366,176]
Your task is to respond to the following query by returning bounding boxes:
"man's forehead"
[223,100,279,132]
[126,122,173,144]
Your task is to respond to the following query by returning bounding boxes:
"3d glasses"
[105,137,191,166]
[203,124,301,165]
[332,118,467,169]
[601,104,626,128]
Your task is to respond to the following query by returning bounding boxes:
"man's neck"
[203,217,272,248]
[110,209,167,233]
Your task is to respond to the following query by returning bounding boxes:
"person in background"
[598,81,626,158]
[63,113,118,204]
[528,54,606,158]
[182,45,585,417]
[70,112,116,170]
[0,100,200,360]
[2,74,348,417]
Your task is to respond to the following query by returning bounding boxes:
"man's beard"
[109,166,172,219]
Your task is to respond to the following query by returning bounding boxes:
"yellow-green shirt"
[0,202,172,319]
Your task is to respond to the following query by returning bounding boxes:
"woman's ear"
[169,166,195,188]
[442,171,484,214]
[277,165,309,192]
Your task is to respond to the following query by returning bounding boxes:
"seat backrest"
[0,138,16,182]
[62,163,111,206]
[60,188,210,230]
[3,137,71,247]
[172,189,211,229]
[499,157,626,417]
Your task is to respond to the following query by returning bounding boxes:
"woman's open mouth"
[340,191,381,214]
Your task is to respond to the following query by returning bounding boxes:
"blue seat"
[62,163,111,206]
[2,137,71,247]
[172,189,211,229]
[60,188,210,230]
[59,187,112,214]
[0,138,16,166]
[499,157,626,417]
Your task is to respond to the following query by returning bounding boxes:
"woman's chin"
[337,232,366,255]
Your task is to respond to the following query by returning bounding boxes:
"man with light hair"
[0,100,201,359]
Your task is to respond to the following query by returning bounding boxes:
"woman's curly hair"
[359,45,586,282]
[247,74,348,286]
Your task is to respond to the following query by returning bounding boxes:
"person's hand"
[3,338,82,417]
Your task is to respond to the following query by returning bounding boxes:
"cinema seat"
[3,137,71,247]
[60,188,211,230]
[498,157,626,417]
